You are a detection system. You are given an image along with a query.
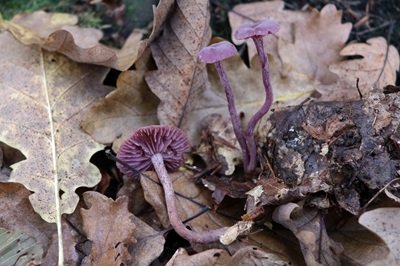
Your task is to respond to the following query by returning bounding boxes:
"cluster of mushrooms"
[116,19,279,244]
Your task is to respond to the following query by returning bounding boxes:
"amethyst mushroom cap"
[235,19,279,40]
[117,125,227,243]
[117,125,190,176]
[198,41,238,63]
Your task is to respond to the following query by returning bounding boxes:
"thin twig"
[361,178,400,211]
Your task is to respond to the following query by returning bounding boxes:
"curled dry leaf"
[0,31,111,222]
[81,191,136,266]
[272,203,343,266]
[140,171,233,236]
[359,208,400,264]
[0,0,174,70]
[167,246,290,266]
[145,0,212,129]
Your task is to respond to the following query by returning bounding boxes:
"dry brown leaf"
[0,31,111,222]
[320,37,400,101]
[330,217,389,265]
[81,191,136,266]
[166,246,290,266]
[229,1,351,84]
[273,203,343,266]
[140,170,233,234]
[145,0,212,128]
[0,183,56,260]
[80,60,159,151]
[359,208,400,265]
[0,0,174,70]
[130,215,165,266]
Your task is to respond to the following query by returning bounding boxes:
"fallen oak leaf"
[81,191,136,266]
[320,37,400,101]
[0,31,111,223]
[277,4,352,84]
[0,0,174,70]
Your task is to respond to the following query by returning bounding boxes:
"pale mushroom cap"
[235,19,279,40]
[198,41,238,64]
[117,125,190,176]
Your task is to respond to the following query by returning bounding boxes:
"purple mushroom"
[117,125,227,243]
[235,19,279,172]
[198,41,250,171]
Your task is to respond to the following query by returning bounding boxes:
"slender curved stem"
[214,61,250,170]
[151,153,227,243]
[245,36,273,172]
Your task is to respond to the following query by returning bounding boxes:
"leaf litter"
[0,0,400,265]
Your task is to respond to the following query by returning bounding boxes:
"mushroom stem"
[245,36,273,172]
[214,61,250,170]
[151,153,227,243]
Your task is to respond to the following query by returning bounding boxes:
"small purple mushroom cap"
[198,41,238,64]
[117,125,190,176]
[235,19,279,40]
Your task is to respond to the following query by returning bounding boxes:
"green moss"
[78,11,103,28]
